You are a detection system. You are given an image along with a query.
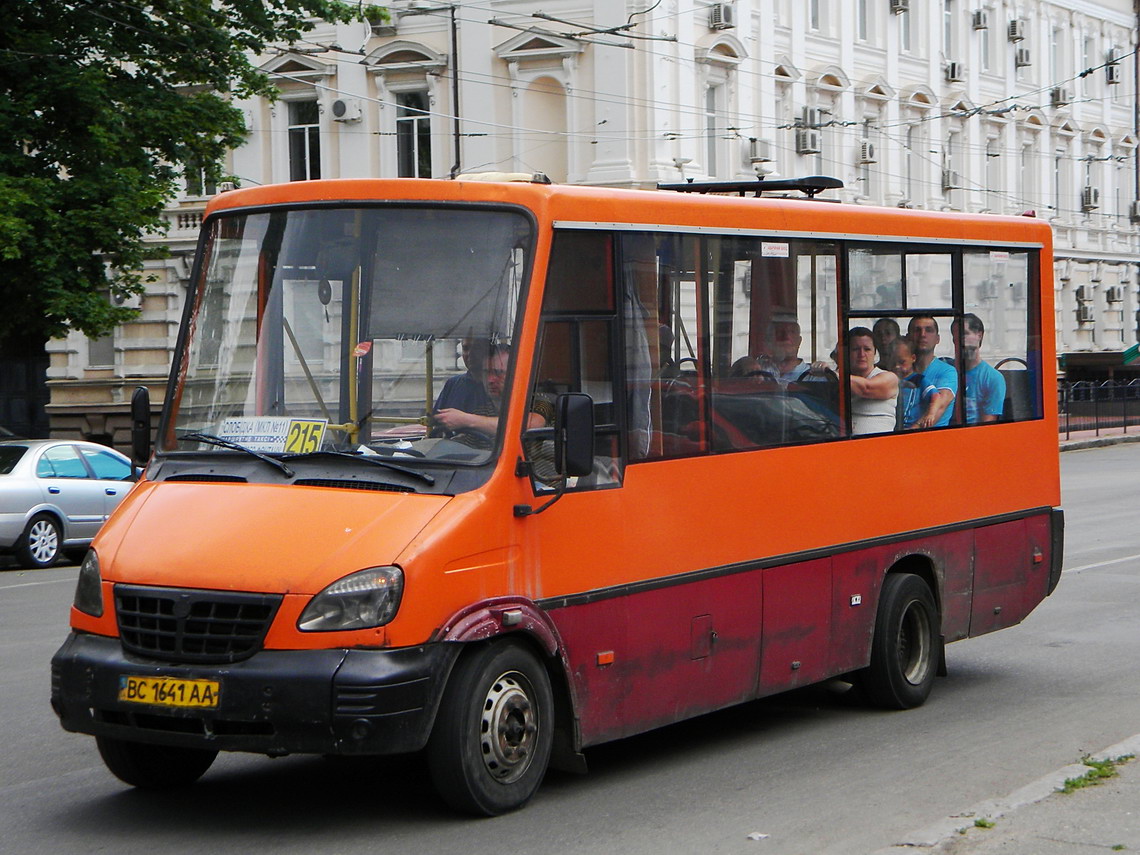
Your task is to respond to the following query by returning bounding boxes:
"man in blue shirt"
[907,315,957,428]
[952,314,1006,424]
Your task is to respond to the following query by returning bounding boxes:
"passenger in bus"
[952,313,1006,424]
[906,315,957,428]
[848,327,899,435]
[433,346,553,447]
[891,337,936,430]
[768,320,814,384]
[433,337,491,416]
[872,317,900,370]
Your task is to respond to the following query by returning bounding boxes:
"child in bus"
[891,337,936,430]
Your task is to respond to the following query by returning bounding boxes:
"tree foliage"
[0,0,384,345]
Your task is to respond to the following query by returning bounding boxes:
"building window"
[1051,27,1064,83]
[856,0,868,41]
[943,0,955,56]
[899,7,912,53]
[88,333,114,369]
[705,85,723,177]
[904,125,916,202]
[985,135,1002,212]
[288,100,321,181]
[184,158,217,198]
[981,14,992,71]
[396,91,432,178]
[809,0,821,31]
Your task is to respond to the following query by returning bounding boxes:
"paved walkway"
[872,734,1140,854]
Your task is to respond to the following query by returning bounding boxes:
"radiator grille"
[115,585,281,663]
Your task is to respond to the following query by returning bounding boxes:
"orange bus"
[52,175,1063,815]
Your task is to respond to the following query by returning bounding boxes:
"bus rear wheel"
[96,736,217,789]
[427,641,554,816]
[860,573,939,710]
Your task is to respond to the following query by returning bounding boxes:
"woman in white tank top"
[848,328,899,435]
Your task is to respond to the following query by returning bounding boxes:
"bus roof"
[204,178,1052,248]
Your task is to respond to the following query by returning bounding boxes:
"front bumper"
[51,632,461,756]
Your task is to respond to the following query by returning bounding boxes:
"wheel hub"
[479,671,537,784]
[896,600,932,685]
[30,520,58,564]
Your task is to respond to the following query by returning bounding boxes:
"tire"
[96,736,217,789]
[427,642,554,816]
[860,573,940,710]
[15,514,61,569]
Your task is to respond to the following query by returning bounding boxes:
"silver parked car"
[0,440,137,568]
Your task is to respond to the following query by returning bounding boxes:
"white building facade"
[46,0,1140,441]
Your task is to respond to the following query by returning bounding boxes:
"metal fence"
[1058,380,1140,438]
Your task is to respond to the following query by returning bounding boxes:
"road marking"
[0,576,76,590]
[1065,552,1140,574]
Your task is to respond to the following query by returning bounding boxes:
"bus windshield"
[165,204,533,473]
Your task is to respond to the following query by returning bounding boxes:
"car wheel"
[427,641,554,816]
[96,736,217,789]
[15,513,61,568]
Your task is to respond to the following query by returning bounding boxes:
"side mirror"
[555,393,594,477]
[130,386,152,473]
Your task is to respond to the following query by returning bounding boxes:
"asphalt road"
[2,444,1137,855]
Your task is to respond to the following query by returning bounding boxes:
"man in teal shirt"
[952,314,1006,424]
[907,315,957,428]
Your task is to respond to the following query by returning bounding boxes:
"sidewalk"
[873,734,1140,854]
[1059,426,1140,451]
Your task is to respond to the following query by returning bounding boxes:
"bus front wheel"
[96,736,217,789]
[860,573,939,710]
[427,641,554,816]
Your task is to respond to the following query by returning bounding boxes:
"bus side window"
[526,231,622,490]
[962,250,1040,423]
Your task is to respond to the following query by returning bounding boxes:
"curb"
[1059,433,1140,452]
[870,733,1140,853]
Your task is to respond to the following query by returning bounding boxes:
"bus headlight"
[73,550,103,617]
[298,567,403,632]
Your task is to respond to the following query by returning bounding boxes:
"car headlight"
[297,566,403,632]
[73,550,103,617]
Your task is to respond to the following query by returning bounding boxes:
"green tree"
[0,0,385,346]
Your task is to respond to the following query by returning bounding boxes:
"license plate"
[118,675,220,709]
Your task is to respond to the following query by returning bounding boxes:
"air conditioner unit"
[945,61,965,82]
[1081,186,1100,211]
[330,98,363,123]
[1077,304,1096,324]
[1107,64,1122,85]
[1129,199,1140,223]
[942,168,962,191]
[708,3,736,30]
[800,106,823,128]
[1106,286,1124,303]
[1015,47,1032,68]
[890,0,909,13]
[1075,285,1093,302]
[972,9,989,30]
[1051,87,1073,107]
[112,290,143,311]
[796,129,822,155]
[1007,19,1025,42]
[748,137,774,163]
[858,139,878,164]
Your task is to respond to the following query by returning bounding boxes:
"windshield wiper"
[281,450,435,485]
[176,432,295,478]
